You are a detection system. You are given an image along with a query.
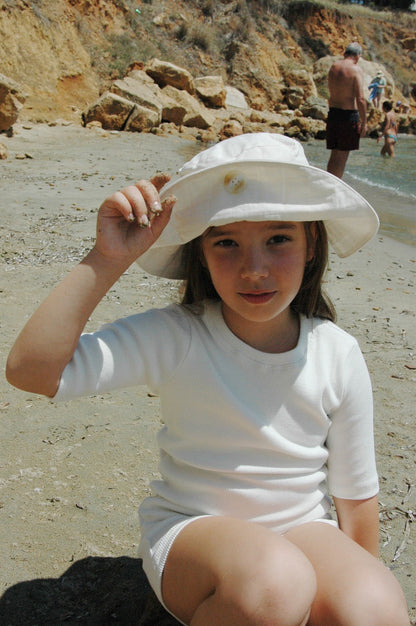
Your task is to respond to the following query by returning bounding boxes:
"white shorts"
[138,496,337,622]
[139,506,209,624]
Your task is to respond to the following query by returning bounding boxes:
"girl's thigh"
[162,515,317,626]
[285,522,409,625]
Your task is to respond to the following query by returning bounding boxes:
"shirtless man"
[326,42,367,179]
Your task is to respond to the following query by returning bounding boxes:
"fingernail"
[163,195,177,207]
[128,212,135,222]
[138,214,150,228]
[150,200,162,215]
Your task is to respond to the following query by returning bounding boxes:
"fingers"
[118,184,153,228]
[134,178,164,221]
[98,172,174,243]
[106,176,163,226]
[149,194,177,239]
[150,172,171,192]
[121,174,172,224]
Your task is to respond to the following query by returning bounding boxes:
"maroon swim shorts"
[326,108,361,151]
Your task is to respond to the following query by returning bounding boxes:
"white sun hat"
[138,133,379,279]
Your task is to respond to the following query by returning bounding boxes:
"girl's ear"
[306,222,318,263]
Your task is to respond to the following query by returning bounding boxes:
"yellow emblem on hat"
[224,170,246,194]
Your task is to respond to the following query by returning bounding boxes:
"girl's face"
[201,220,315,352]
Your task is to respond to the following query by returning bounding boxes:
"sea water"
[304,136,416,248]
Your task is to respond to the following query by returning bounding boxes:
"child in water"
[378,100,398,157]
[7,134,410,625]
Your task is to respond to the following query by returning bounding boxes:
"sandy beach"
[0,124,415,624]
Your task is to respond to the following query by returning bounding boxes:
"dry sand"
[0,124,415,624]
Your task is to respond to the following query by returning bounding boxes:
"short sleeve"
[326,341,379,500]
[53,305,191,402]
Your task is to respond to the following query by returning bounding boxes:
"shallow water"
[304,136,416,247]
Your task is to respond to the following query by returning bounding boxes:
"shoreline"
[303,136,416,249]
[0,124,415,622]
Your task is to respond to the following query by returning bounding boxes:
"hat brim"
[138,160,379,279]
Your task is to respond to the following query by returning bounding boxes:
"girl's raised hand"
[94,173,176,264]
[5,174,176,397]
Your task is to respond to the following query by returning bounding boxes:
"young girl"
[6,133,409,626]
[378,100,397,157]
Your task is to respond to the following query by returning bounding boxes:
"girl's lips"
[239,291,276,304]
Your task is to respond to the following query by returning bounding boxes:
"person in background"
[326,42,367,179]
[369,70,387,110]
[395,100,410,115]
[378,100,397,157]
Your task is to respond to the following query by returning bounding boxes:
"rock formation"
[0,74,27,133]
[80,57,415,144]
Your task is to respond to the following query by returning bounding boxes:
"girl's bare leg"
[162,516,317,626]
[381,137,395,157]
[162,517,409,626]
[286,522,410,626]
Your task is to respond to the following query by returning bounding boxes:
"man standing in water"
[326,42,367,178]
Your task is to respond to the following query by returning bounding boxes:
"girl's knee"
[220,541,317,626]
[360,568,409,626]
[317,564,409,626]
[164,517,317,625]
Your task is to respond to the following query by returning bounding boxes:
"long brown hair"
[180,221,336,322]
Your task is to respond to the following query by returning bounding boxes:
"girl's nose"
[240,250,269,279]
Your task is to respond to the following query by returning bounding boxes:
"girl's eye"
[269,234,290,244]
[215,239,237,247]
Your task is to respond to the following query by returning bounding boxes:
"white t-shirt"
[55,301,379,534]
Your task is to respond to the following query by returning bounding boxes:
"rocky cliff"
[0,0,415,124]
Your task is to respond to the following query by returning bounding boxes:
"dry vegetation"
[72,0,416,96]
[1,0,415,122]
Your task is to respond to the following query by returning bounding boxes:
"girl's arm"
[334,495,379,557]
[6,175,175,397]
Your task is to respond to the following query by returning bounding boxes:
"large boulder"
[225,86,249,110]
[219,119,244,139]
[300,96,328,120]
[145,59,195,94]
[312,56,334,98]
[83,92,135,130]
[367,107,384,133]
[284,86,304,110]
[110,76,163,118]
[113,72,187,126]
[282,68,317,105]
[0,74,27,131]
[124,105,160,132]
[162,86,215,129]
[126,68,156,85]
[160,94,187,126]
[397,113,411,133]
[195,76,226,108]
[250,109,294,130]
